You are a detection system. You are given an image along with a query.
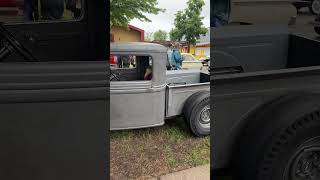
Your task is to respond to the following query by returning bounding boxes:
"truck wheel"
[310,0,320,15]
[183,91,210,137]
[236,111,320,180]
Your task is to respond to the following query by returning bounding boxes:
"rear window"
[0,0,83,24]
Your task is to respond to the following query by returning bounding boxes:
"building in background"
[194,29,210,59]
[180,27,210,59]
[111,24,144,42]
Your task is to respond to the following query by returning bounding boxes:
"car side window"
[0,0,82,24]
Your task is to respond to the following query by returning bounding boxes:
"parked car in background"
[167,50,204,70]
[110,55,117,68]
[292,0,320,14]
[181,53,204,70]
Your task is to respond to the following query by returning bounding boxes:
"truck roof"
[111,42,167,53]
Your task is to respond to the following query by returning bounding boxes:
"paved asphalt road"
[213,8,319,180]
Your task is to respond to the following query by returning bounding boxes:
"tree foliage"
[170,11,187,41]
[145,32,154,41]
[153,30,167,41]
[110,0,165,27]
[170,0,208,52]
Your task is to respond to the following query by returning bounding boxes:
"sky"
[130,0,210,34]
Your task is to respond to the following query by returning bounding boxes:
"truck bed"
[213,25,320,72]
[165,69,210,117]
[211,25,320,170]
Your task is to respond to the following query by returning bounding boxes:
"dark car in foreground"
[212,24,320,180]
[0,1,108,180]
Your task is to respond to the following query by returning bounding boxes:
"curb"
[149,164,210,180]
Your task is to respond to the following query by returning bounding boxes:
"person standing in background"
[211,0,231,27]
[171,43,183,70]
[66,0,81,19]
[24,0,36,21]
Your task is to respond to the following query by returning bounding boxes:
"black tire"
[234,111,320,180]
[309,0,320,15]
[183,91,210,137]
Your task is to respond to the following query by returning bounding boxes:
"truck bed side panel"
[166,83,209,117]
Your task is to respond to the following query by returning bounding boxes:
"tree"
[153,30,167,42]
[145,32,154,41]
[110,0,165,28]
[170,11,187,41]
[170,0,208,52]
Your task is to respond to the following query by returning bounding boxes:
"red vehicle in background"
[0,0,17,7]
[110,55,117,67]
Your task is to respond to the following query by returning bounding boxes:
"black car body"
[211,25,320,179]
[0,1,109,180]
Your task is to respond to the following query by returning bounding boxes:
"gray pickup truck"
[212,25,320,179]
[110,42,210,136]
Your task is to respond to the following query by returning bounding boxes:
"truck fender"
[231,92,320,172]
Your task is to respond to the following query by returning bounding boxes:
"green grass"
[110,118,210,179]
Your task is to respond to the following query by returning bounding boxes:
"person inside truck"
[211,0,230,27]
[144,66,152,80]
[65,0,81,19]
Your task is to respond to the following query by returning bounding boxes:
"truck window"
[110,54,153,81]
[0,0,82,24]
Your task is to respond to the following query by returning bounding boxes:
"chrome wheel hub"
[199,105,210,128]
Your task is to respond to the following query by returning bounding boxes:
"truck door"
[110,52,166,130]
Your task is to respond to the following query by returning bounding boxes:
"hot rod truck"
[0,1,108,180]
[212,24,320,180]
[110,42,210,136]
